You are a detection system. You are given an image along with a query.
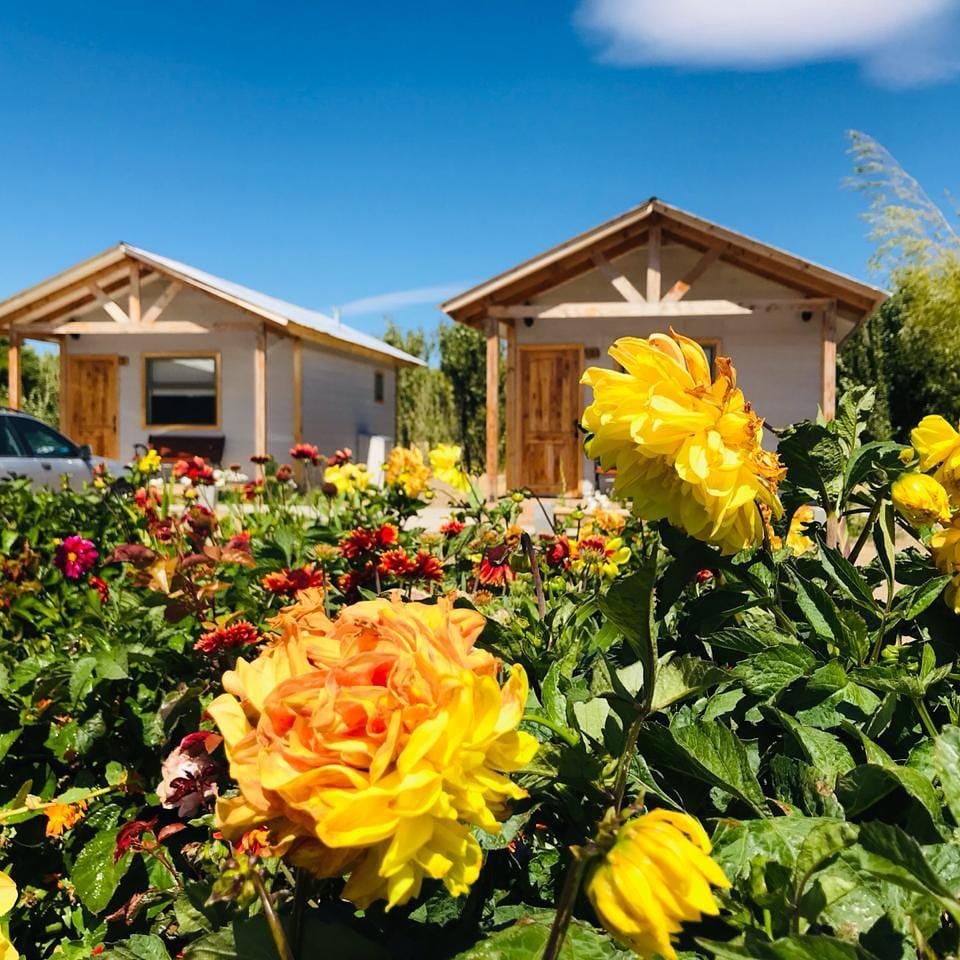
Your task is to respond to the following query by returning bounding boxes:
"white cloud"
[575,0,960,86]
[338,282,468,318]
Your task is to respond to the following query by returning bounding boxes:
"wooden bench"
[148,435,225,465]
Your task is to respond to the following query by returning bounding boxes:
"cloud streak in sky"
[575,0,960,86]
[338,282,469,318]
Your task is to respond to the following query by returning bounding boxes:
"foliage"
[4,387,960,959]
[0,340,61,425]
[841,132,960,440]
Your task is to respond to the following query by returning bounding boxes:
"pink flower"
[157,731,223,818]
[54,536,98,580]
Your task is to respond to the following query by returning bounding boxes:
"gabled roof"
[0,243,423,367]
[441,197,887,326]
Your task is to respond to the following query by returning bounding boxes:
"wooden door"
[66,356,119,458]
[518,345,582,495]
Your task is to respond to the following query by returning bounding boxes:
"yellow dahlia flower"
[208,594,537,910]
[771,504,816,556]
[930,520,960,613]
[0,869,17,960]
[892,472,952,527]
[385,446,432,498]
[323,462,370,495]
[582,331,784,555]
[911,416,960,502]
[428,444,471,492]
[586,809,729,960]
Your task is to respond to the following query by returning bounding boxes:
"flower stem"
[291,869,309,960]
[612,712,645,813]
[913,696,939,740]
[520,532,546,620]
[250,870,295,960]
[542,846,593,960]
[847,496,882,565]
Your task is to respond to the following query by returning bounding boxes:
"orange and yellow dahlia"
[581,330,784,554]
[207,592,536,909]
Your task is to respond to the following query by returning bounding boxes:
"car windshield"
[11,418,77,458]
[0,420,21,456]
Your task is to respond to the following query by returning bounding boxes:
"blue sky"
[2,1,959,344]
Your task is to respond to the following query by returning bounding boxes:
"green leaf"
[109,934,170,960]
[71,828,130,913]
[763,708,855,781]
[699,932,879,960]
[855,821,960,915]
[733,645,816,698]
[935,725,960,826]
[638,721,767,816]
[787,570,847,647]
[778,421,844,507]
[892,575,952,620]
[599,551,658,712]
[69,655,98,703]
[817,547,878,614]
[453,913,628,958]
[872,501,896,587]
[0,729,21,764]
[185,915,390,960]
[793,820,859,906]
[650,655,727,712]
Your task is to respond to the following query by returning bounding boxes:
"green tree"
[382,321,456,448]
[841,131,960,439]
[437,321,490,473]
[0,339,61,426]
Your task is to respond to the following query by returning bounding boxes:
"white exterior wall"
[300,344,396,463]
[514,242,824,491]
[62,282,398,466]
[266,334,295,463]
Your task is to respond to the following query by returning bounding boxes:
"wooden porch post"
[820,303,837,421]
[504,320,518,490]
[128,264,141,325]
[255,324,267,455]
[7,331,21,409]
[485,316,500,500]
[646,223,662,302]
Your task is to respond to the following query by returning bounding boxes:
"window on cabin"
[145,356,218,427]
[374,371,385,404]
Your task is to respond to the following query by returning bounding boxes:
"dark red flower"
[275,464,294,483]
[337,565,375,596]
[327,447,353,467]
[440,519,465,538]
[250,454,273,465]
[376,523,399,548]
[695,569,715,585]
[88,575,110,603]
[114,818,158,861]
[340,528,375,559]
[379,548,418,578]
[544,536,572,570]
[261,564,325,596]
[476,545,515,587]
[412,550,443,582]
[54,536,98,580]
[194,620,261,654]
[157,731,223,817]
[289,443,322,465]
[185,504,218,547]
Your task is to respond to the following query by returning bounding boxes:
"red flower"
[261,564,325,596]
[250,454,273,465]
[476,545,515,586]
[327,447,353,466]
[54,536,98,580]
[114,818,158,862]
[695,569,715,585]
[185,504,217,547]
[173,456,215,486]
[289,443,322,464]
[275,463,294,483]
[379,548,418,578]
[412,550,443,582]
[92,947,105,956]
[544,535,572,570]
[337,565,375,596]
[340,523,398,560]
[243,480,265,501]
[440,519,465,538]
[225,532,252,553]
[88,575,110,603]
[195,620,261,654]
[133,487,161,514]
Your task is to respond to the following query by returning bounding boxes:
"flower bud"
[891,472,952,526]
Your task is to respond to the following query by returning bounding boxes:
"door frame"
[64,353,120,459]
[514,342,584,497]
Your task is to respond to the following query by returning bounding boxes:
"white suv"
[0,409,104,488]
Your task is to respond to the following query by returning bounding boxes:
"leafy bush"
[1,387,960,960]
